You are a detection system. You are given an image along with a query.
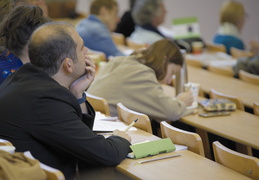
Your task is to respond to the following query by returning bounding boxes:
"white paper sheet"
[93,112,137,132]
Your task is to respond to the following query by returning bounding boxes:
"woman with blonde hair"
[213,0,258,55]
[87,39,193,132]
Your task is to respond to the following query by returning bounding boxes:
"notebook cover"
[199,98,236,112]
[129,138,176,159]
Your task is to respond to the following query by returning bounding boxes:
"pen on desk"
[138,154,181,164]
[124,119,138,132]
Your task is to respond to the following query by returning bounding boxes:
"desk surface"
[188,66,259,109]
[95,113,252,180]
[185,52,236,67]
[162,84,259,150]
[181,110,259,150]
[117,150,251,180]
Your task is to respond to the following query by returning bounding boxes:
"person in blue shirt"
[0,51,23,82]
[0,5,51,84]
[76,0,124,58]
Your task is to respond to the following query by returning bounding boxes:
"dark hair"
[132,38,183,80]
[29,22,78,76]
[0,5,51,56]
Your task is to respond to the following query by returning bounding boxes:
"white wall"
[163,0,259,46]
[76,0,259,46]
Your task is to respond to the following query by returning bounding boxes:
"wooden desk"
[95,113,252,180]
[117,150,251,180]
[162,84,259,157]
[188,66,259,109]
[185,52,235,68]
[182,110,259,150]
[181,110,259,158]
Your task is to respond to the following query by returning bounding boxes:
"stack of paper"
[93,112,137,132]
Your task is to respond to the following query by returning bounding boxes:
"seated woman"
[0,5,51,84]
[87,39,193,123]
[213,1,258,55]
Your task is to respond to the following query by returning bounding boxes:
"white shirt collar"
[217,23,241,38]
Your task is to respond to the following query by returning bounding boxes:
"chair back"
[213,141,259,179]
[206,43,226,53]
[117,103,152,134]
[254,102,259,116]
[160,121,205,156]
[207,64,234,77]
[86,93,110,116]
[238,70,259,85]
[126,38,148,50]
[24,151,65,180]
[111,32,126,46]
[230,47,253,59]
[210,89,244,111]
[0,138,13,146]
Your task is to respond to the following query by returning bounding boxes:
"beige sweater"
[88,56,187,122]
[0,150,46,180]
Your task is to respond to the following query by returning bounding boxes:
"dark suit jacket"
[0,64,131,180]
[115,11,135,37]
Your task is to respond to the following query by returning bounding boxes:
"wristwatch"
[77,93,86,104]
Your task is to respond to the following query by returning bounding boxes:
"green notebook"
[129,138,176,159]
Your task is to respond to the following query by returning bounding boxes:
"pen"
[123,119,138,132]
[138,154,181,164]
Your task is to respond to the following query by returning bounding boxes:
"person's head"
[0,0,13,22]
[90,0,119,32]
[220,1,246,31]
[13,0,48,16]
[0,5,51,58]
[132,38,183,82]
[132,0,166,27]
[29,22,87,81]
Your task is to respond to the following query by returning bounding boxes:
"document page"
[93,112,137,132]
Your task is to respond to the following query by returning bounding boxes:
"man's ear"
[62,58,74,73]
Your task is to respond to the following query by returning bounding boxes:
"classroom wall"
[76,0,259,46]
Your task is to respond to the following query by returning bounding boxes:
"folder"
[129,138,176,159]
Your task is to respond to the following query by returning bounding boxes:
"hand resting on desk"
[113,129,132,143]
